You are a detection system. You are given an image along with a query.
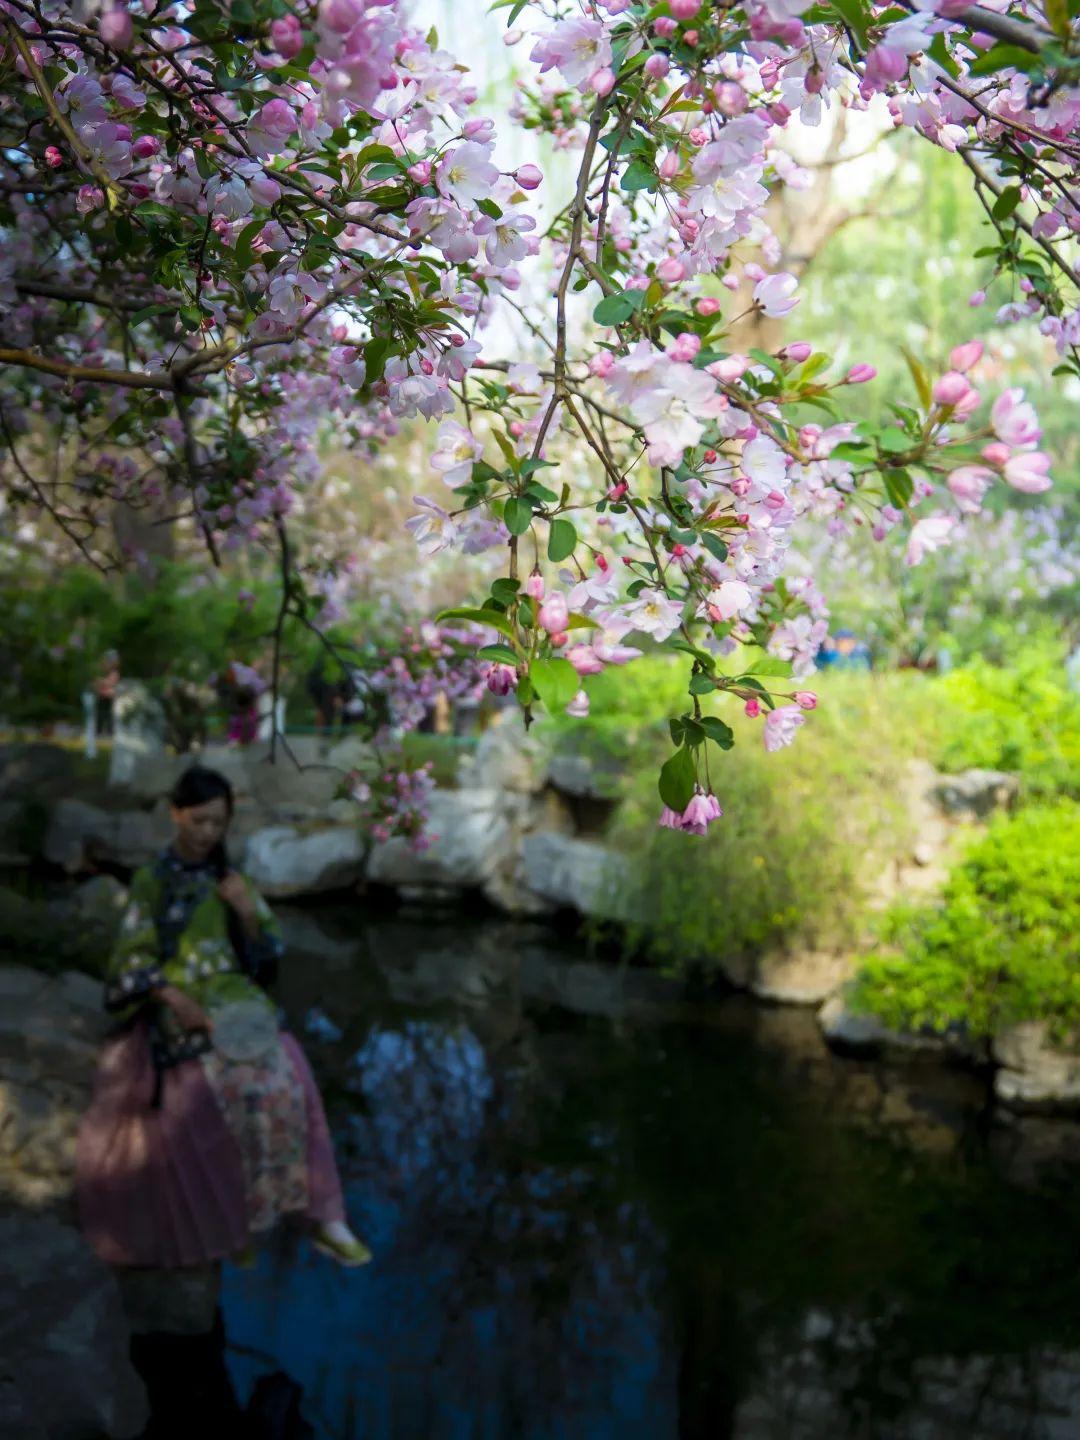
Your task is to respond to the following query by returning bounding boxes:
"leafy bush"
[539,665,933,973]
[933,650,1080,797]
[851,804,1080,1043]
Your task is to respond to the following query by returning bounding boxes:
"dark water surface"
[218,909,1080,1439]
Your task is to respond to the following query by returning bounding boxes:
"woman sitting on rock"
[76,765,369,1269]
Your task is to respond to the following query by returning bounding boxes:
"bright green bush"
[851,803,1080,1042]
[540,665,933,973]
[933,652,1080,797]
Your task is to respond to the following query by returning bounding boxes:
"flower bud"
[932,370,970,407]
[44,145,64,168]
[656,256,686,284]
[949,339,984,373]
[794,691,817,710]
[514,163,543,190]
[589,66,616,96]
[744,697,761,718]
[844,363,876,384]
[537,593,569,634]
[781,342,812,363]
[100,7,134,48]
[525,571,545,600]
[670,0,700,17]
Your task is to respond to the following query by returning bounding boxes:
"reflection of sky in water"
[223,1020,674,1439]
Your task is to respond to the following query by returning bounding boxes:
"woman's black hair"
[169,766,234,881]
[168,766,247,965]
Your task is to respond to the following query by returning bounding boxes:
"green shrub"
[851,803,1080,1042]
[933,651,1080,797]
[541,665,934,973]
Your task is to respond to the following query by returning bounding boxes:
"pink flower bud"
[670,0,700,17]
[653,18,677,39]
[607,481,628,501]
[684,29,699,46]
[567,645,604,676]
[644,54,670,80]
[688,127,708,146]
[132,135,160,159]
[713,81,747,116]
[589,66,616,96]
[486,664,517,697]
[658,150,680,180]
[99,7,134,48]
[668,332,701,363]
[794,691,817,710]
[537,593,569,634]
[525,571,545,600]
[656,257,686,284]
[695,297,721,317]
[44,145,64,168]
[565,689,590,718]
[845,363,876,384]
[981,442,1010,467]
[949,339,984,373]
[932,370,970,407]
[968,289,986,307]
[781,342,812,363]
[269,14,303,59]
[407,159,431,184]
[550,631,569,649]
[710,354,749,382]
[744,697,761,718]
[514,163,543,190]
[589,350,615,378]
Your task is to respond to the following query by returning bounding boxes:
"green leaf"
[503,496,534,535]
[490,577,520,607]
[900,347,932,410]
[566,613,600,630]
[593,291,642,326]
[992,185,1023,222]
[701,533,729,563]
[547,518,578,563]
[529,658,580,712]
[744,655,793,678]
[363,335,391,384]
[436,607,517,640]
[689,673,718,695]
[477,644,519,665]
[621,158,658,193]
[884,468,915,509]
[658,746,696,813]
[878,428,910,454]
[825,0,870,44]
[477,197,503,219]
[969,44,1042,77]
[699,716,734,750]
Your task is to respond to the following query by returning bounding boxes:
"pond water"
[213,907,1080,1440]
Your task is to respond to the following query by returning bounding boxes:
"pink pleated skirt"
[76,1021,345,1268]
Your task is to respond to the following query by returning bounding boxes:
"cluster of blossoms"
[346,761,436,850]
[1,0,1074,837]
[360,621,490,737]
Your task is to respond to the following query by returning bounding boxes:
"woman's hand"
[157,984,213,1033]
[218,871,260,934]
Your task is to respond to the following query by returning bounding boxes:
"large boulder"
[243,823,365,898]
[993,1022,1080,1112]
[0,1211,148,1439]
[0,966,106,1205]
[244,755,342,819]
[458,712,547,795]
[519,832,642,923]
[751,949,854,1006]
[368,788,519,894]
[934,768,1020,818]
[42,798,170,873]
[817,992,954,1058]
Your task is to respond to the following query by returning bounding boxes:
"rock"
[245,756,342,818]
[368,788,518,893]
[993,1022,1080,1112]
[519,832,642,923]
[0,743,79,801]
[458,712,547,795]
[325,735,375,773]
[0,965,107,1205]
[0,1211,147,1439]
[817,993,951,1057]
[109,681,167,789]
[115,1266,221,1336]
[43,798,170,873]
[546,749,622,800]
[934,768,1019,818]
[751,950,854,1006]
[55,874,129,952]
[243,823,365,898]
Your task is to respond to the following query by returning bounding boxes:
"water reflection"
[187,913,1080,1439]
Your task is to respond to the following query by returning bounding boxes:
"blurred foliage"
[851,805,1080,1044]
